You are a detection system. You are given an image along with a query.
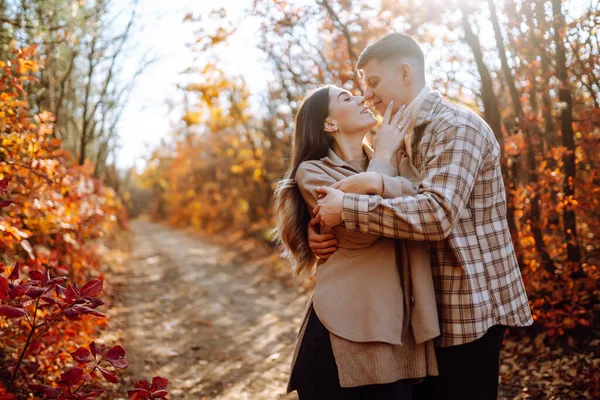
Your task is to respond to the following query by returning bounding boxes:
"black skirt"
[290,307,413,400]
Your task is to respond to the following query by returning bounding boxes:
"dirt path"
[111,220,307,399]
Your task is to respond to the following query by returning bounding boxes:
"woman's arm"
[295,162,337,211]
[330,161,418,198]
[296,163,339,260]
[308,160,418,255]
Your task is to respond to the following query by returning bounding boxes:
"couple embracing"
[274,33,533,400]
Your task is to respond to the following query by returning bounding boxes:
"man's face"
[361,58,410,116]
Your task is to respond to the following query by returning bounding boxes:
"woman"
[274,85,439,399]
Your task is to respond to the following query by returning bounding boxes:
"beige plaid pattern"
[342,91,533,347]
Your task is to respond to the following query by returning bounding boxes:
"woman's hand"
[331,171,382,195]
[372,101,411,163]
[307,216,338,260]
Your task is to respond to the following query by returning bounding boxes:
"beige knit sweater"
[286,148,439,391]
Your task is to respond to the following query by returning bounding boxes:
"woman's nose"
[356,96,365,105]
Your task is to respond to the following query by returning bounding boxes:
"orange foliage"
[0,45,134,398]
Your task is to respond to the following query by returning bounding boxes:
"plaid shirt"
[342,91,533,347]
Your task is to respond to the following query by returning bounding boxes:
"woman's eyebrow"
[337,92,351,99]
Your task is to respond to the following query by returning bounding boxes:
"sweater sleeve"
[366,156,418,199]
[295,162,337,212]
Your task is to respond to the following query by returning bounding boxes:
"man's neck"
[406,83,426,105]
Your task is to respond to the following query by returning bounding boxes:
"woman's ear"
[324,119,338,133]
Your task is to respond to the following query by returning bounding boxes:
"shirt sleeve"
[341,123,488,241]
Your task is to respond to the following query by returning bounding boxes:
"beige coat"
[286,146,440,391]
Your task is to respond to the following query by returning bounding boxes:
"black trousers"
[291,309,412,400]
[412,325,507,400]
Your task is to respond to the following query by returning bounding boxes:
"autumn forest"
[0,0,599,399]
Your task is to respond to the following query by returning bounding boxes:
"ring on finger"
[397,125,403,131]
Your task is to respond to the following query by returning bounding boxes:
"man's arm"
[341,123,489,241]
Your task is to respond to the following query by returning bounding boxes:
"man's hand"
[372,101,411,163]
[313,186,344,229]
[331,171,382,195]
[308,216,338,260]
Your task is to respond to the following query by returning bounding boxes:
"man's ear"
[324,119,338,133]
[400,63,412,82]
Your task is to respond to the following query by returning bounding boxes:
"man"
[309,32,533,400]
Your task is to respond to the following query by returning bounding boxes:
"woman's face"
[327,87,377,135]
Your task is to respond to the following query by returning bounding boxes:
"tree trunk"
[459,5,521,260]
[551,0,581,262]
[488,0,551,268]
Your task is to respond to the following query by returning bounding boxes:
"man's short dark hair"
[356,32,425,76]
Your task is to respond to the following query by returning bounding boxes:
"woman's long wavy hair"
[274,86,334,277]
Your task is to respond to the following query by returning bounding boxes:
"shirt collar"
[414,90,443,128]
[320,142,373,171]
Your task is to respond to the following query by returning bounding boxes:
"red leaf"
[63,307,82,321]
[24,360,40,374]
[105,345,128,368]
[88,297,104,308]
[28,270,45,282]
[30,384,63,397]
[0,305,27,318]
[8,284,29,297]
[26,286,46,298]
[97,366,120,383]
[71,348,94,363]
[90,342,106,358]
[109,358,129,369]
[40,296,58,304]
[0,200,13,208]
[55,284,66,297]
[106,345,126,361]
[47,276,68,286]
[151,376,169,391]
[74,305,105,318]
[128,389,151,400]
[65,284,79,302]
[0,177,9,194]
[8,262,20,281]
[60,367,84,385]
[64,305,105,320]
[0,277,8,299]
[152,390,169,398]
[133,379,151,390]
[81,279,103,297]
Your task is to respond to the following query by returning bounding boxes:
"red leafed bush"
[0,46,169,399]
